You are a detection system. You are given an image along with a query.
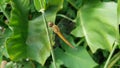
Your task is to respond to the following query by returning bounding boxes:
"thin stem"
[42,12,57,68]
[108,51,120,68]
[76,38,85,46]
[104,41,117,68]
[0,6,10,21]
[57,14,75,22]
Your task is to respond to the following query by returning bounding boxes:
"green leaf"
[0,21,11,62]
[27,2,63,65]
[6,0,30,62]
[0,0,10,5]
[0,28,11,57]
[53,34,97,68]
[47,0,63,9]
[0,0,10,20]
[118,0,120,24]
[26,15,52,65]
[27,0,63,65]
[0,0,9,11]
[67,0,82,10]
[34,0,46,12]
[54,47,97,68]
[50,60,63,68]
[71,2,118,53]
[6,0,63,66]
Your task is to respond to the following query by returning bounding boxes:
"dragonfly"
[48,22,74,48]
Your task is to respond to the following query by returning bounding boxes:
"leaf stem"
[57,14,75,22]
[76,38,85,46]
[107,51,120,68]
[104,41,117,68]
[42,11,57,68]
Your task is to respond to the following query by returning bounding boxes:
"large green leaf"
[50,33,97,68]
[6,0,63,65]
[27,0,63,65]
[26,11,56,65]
[6,0,30,60]
[118,0,120,49]
[54,47,97,68]
[71,2,118,53]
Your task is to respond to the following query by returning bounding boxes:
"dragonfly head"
[48,22,54,27]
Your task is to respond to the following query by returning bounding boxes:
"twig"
[104,41,117,68]
[57,14,75,22]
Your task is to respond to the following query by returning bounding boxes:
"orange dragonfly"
[48,22,74,48]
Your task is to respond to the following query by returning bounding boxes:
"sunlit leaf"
[71,2,118,53]
[6,0,30,60]
[118,0,120,24]
[34,0,46,12]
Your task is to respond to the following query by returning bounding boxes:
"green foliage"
[54,46,97,68]
[71,2,118,53]
[5,0,63,66]
[67,0,83,9]
[6,0,30,61]
[118,0,120,24]
[0,0,10,5]
[5,61,34,68]
[0,0,119,68]
[34,0,46,12]
[27,0,63,65]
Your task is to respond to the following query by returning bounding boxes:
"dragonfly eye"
[48,22,54,27]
